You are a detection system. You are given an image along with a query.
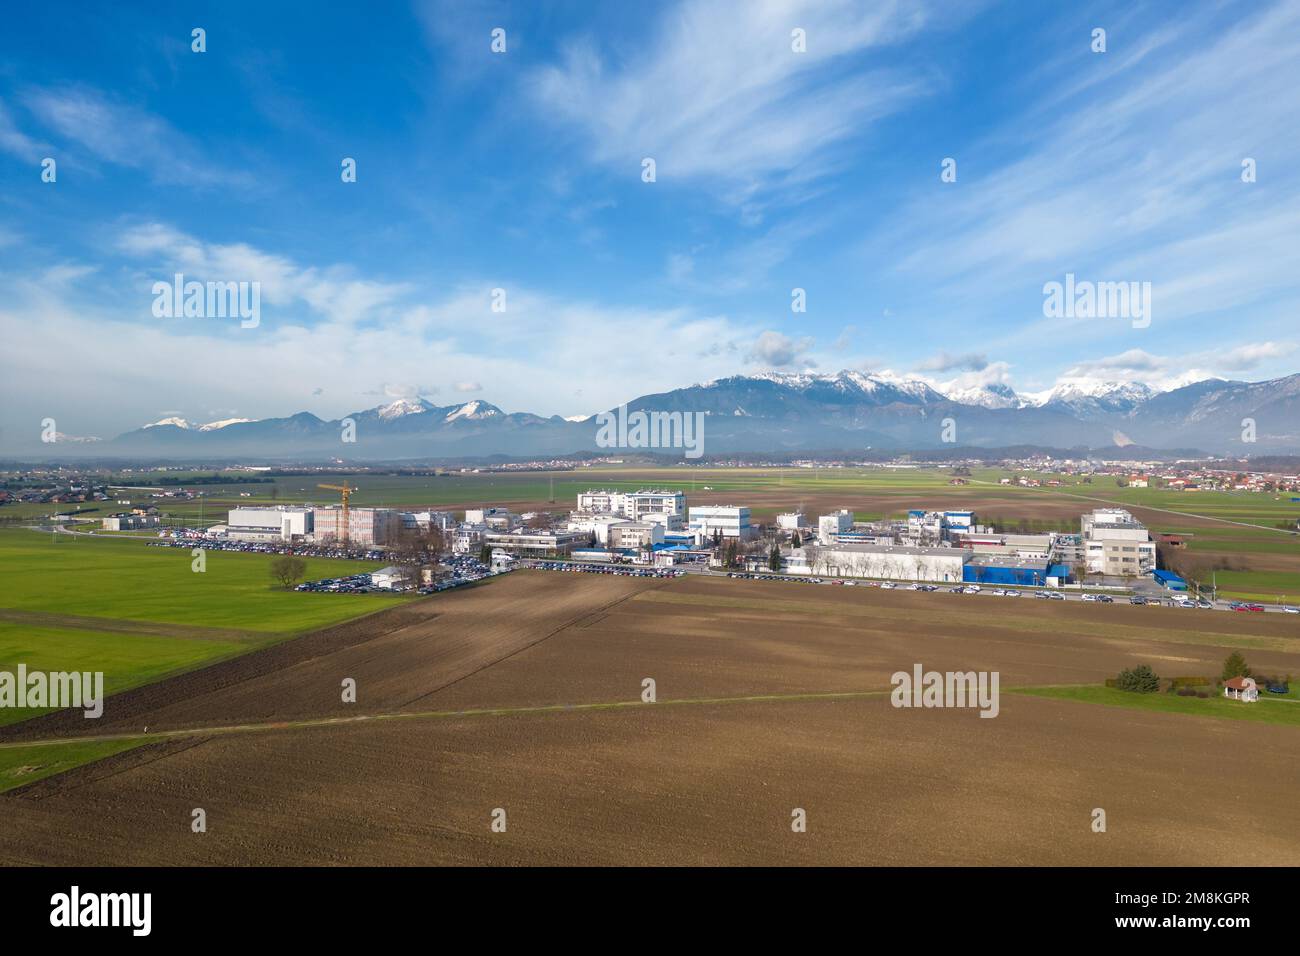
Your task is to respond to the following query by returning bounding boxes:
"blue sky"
[1,0,1298,438]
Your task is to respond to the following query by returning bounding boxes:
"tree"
[768,544,781,572]
[270,555,307,590]
[791,529,802,548]
[478,543,492,564]
[1221,651,1251,682]
[1115,664,1160,693]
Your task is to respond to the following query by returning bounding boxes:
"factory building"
[311,507,400,547]
[483,529,583,556]
[400,511,456,531]
[777,512,810,531]
[102,513,160,531]
[465,507,518,530]
[906,509,977,544]
[1081,508,1156,575]
[226,506,314,543]
[817,509,854,544]
[962,556,1069,587]
[689,505,753,540]
[575,489,686,529]
[789,544,970,582]
[606,521,665,550]
[452,524,486,554]
[567,513,638,545]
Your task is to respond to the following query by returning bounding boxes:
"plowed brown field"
[2,571,1298,865]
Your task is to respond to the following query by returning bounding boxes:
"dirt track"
[2,571,1298,865]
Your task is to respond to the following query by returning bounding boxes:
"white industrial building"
[483,528,584,556]
[776,512,810,531]
[226,506,314,543]
[607,521,665,550]
[465,507,517,530]
[567,512,640,545]
[689,505,753,540]
[369,566,412,589]
[400,510,455,531]
[788,543,970,582]
[575,489,686,529]
[906,510,977,544]
[817,509,854,544]
[1081,508,1156,575]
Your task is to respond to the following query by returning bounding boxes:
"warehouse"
[962,556,1072,587]
[789,544,970,582]
[226,506,313,543]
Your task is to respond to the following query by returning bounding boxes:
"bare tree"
[270,555,308,590]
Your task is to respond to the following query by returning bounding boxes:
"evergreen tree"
[1221,651,1251,682]
[1115,664,1160,693]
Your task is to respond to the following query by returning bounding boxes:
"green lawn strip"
[0,738,149,794]
[0,529,409,632]
[0,623,258,727]
[1007,684,1300,727]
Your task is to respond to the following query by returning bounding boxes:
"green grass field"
[0,738,148,793]
[0,530,405,632]
[0,623,252,727]
[0,529,409,731]
[1009,684,1300,727]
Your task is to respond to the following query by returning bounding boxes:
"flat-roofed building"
[311,507,399,547]
[607,521,664,550]
[483,528,583,556]
[777,512,809,531]
[818,509,854,544]
[789,543,969,582]
[689,505,753,540]
[1081,508,1155,575]
[575,489,685,528]
[226,506,313,542]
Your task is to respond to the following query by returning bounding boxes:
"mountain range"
[39,371,1300,460]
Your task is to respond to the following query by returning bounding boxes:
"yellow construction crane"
[318,482,355,546]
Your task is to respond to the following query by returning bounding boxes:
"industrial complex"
[197,489,1189,594]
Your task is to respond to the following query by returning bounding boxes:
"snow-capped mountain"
[144,416,254,431]
[941,382,1022,410]
[81,371,1300,459]
[444,400,500,422]
[1030,380,1157,418]
[375,398,436,420]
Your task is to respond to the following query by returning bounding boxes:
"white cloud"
[22,86,253,188]
[745,330,815,368]
[117,222,410,326]
[529,0,939,201]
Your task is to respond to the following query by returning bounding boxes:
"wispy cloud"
[22,86,254,188]
[529,0,942,203]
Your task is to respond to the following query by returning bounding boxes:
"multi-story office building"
[311,507,400,547]
[1081,508,1156,575]
[689,505,752,540]
[817,509,854,545]
[607,521,665,550]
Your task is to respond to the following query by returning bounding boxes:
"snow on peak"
[1035,380,1156,407]
[144,417,191,429]
[377,398,432,420]
[445,400,499,422]
[943,382,1021,409]
[199,418,253,431]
